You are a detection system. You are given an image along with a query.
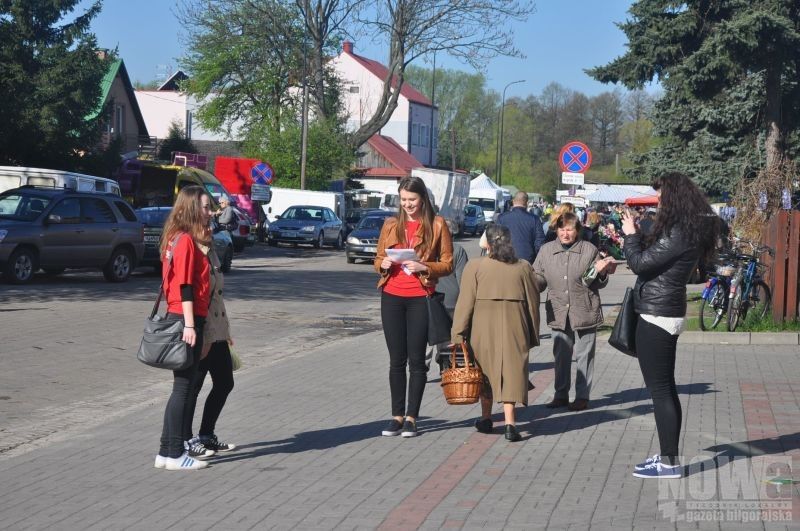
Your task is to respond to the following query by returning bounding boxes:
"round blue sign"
[251,162,274,185]
[559,142,592,173]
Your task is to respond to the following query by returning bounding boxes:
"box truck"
[381,168,471,235]
[264,188,345,223]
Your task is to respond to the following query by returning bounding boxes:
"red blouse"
[162,233,211,317]
[383,220,430,298]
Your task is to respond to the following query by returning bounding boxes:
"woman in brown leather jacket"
[374,176,453,438]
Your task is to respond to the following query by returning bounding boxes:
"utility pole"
[300,28,309,190]
[498,79,524,186]
[428,52,436,167]
[450,128,456,171]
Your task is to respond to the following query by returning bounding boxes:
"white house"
[331,42,439,166]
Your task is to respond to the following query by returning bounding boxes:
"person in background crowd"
[375,176,454,438]
[451,224,540,442]
[638,208,657,235]
[533,213,616,412]
[585,211,603,248]
[154,186,213,471]
[622,172,720,479]
[497,191,546,264]
[545,202,593,243]
[215,197,236,231]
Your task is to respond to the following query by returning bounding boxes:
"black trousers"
[635,316,681,465]
[192,340,235,437]
[380,291,429,418]
[159,314,205,459]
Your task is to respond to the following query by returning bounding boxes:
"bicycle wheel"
[699,283,726,331]
[745,281,771,324]
[727,284,743,332]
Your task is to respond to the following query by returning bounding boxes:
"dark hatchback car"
[463,204,486,236]
[345,210,395,263]
[267,205,344,249]
[0,186,144,284]
[344,208,377,236]
[135,207,234,273]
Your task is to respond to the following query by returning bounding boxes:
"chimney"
[343,41,354,54]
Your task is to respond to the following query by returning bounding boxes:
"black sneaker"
[401,419,418,438]
[186,439,215,459]
[381,419,403,436]
[200,434,236,452]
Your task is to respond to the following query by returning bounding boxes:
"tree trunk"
[764,66,784,170]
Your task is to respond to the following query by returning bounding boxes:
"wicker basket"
[441,342,483,405]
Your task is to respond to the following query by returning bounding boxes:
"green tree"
[0,0,109,169]
[589,0,800,194]
[157,121,197,161]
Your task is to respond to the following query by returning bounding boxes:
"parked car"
[230,206,257,252]
[267,205,344,249]
[135,207,233,273]
[344,208,377,236]
[0,186,144,284]
[345,210,395,263]
[463,204,487,236]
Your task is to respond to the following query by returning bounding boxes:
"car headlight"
[346,236,361,245]
[0,229,6,243]
[301,225,316,232]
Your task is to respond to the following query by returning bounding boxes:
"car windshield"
[282,207,323,221]
[469,198,496,212]
[464,206,477,216]
[0,193,51,221]
[358,215,390,230]
[346,210,368,223]
[136,208,172,227]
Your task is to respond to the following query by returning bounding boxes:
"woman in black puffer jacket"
[621,173,719,480]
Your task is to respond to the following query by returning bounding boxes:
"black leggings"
[636,316,681,465]
[191,341,235,437]
[380,291,429,418]
[159,314,205,459]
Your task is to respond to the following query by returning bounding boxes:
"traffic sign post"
[251,162,274,185]
[250,161,275,242]
[559,142,592,174]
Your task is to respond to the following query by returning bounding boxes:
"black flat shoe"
[545,398,569,409]
[504,424,521,442]
[474,418,493,434]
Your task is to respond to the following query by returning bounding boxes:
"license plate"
[364,247,376,253]
[144,235,159,242]
[281,231,297,237]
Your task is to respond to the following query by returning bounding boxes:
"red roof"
[343,50,432,106]
[367,135,422,175]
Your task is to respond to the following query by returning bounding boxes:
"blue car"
[267,205,344,249]
[345,210,395,263]
[463,204,486,236]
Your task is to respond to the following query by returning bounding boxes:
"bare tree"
[349,0,534,149]
[590,90,624,165]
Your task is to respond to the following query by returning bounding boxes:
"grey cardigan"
[531,239,607,331]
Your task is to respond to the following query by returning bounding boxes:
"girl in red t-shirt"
[375,176,454,438]
[154,186,213,471]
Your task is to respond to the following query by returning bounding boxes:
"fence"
[760,210,800,322]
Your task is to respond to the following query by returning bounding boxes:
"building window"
[433,127,438,149]
[185,110,193,139]
[411,124,419,146]
[349,85,360,93]
[420,125,428,147]
[114,104,125,136]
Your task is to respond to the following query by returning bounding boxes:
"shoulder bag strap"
[149,234,182,319]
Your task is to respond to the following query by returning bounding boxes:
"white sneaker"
[154,455,167,469]
[165,452,209,470]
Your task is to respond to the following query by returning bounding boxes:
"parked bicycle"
[698,253,738,331]
[727,242,773,332]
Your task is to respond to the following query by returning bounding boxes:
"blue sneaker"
[632,460,682,479]
[634,454,661,471]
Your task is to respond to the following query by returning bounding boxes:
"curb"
[678,331,800,345]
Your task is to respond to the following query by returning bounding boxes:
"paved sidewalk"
[1,329,798,529]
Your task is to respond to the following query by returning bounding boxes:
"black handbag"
[609,287,637,357]
[426,291,453,346]
[136,237,192,370]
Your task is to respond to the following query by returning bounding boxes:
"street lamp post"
[300,25,309,190]
[497,79,524,186]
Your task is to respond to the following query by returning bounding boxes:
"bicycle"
[698,252,738,331]
[727,242,773,332]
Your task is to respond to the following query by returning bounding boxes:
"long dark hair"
[160,185,212,255]
[485,223,518,264]
[394,176,436,254]
[649,172,719,262]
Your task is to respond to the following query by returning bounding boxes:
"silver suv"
[0,186,144,284]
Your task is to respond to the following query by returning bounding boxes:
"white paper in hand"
[386,248,419,276]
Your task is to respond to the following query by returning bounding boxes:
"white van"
[0,166,121,196]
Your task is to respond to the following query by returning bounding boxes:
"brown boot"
[568,399,589,411]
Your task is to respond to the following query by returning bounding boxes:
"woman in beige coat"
[451,224,540,442]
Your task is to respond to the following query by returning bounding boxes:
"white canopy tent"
[585,185,657,204]
[469,173,512,221]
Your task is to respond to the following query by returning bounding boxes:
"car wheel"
[220,247,233,273]
[335,232,344,250]
[314,231,324,249]
[103,247,133,282]
[347,255,356,264]
[43,268,66,276]
[5,247,38,284]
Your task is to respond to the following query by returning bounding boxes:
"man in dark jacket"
[496,191,546,263]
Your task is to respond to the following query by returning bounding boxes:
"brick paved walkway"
[1,331,798,529]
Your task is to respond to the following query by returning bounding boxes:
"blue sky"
[78,0,640,98]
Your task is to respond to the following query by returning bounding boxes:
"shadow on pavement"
[683,432,800,477]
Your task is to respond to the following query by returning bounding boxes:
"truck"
[381,168,471,235]
[468,188,511,223]
[263,188,346,223]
